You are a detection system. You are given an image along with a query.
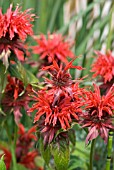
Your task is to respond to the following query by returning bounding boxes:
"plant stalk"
[90,139,96,170]
[106,131,113,170]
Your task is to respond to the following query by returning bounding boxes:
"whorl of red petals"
[32,33,75,64]
[91,51,114,83]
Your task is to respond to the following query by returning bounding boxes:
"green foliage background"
[0,0,114,170]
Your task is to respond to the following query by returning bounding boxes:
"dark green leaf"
[68,129,76,146]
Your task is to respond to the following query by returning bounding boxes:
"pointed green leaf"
[0,155,6,170]
[8,62,38,87]
[52,139,70,170]
[17,164,27,170]
[0,61,7,94]
[68,129,76,146]
[40,138,51,166]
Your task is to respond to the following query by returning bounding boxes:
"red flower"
[80,84,114,144]
[2,75,31,125]
[91,51,114,83]
[32,33,74,64]
[19,151,38,170]
[29,88,82,131]
[0,4,35,67]
[29,58,84,143]
[0,4,34,41]
[16,124,39,170]
[0,124,42,170]
[42,58,83,103]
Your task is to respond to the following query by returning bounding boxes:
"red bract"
[91,51,114,83]
[2,75,31,125]
[80,84,114,144]
[32,33,74,64]
[0,4,35,66]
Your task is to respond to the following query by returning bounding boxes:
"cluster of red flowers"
[0,124,43,170]
[29,50,114,145]
[29,58,84,144]
[0,4,34,67]
[1,3,114,170]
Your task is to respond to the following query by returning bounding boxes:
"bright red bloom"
[29,58,83,143]
[80,84,114,144]
[91,51,114,83]
[2,75,31,125]
[42,58,83,103]
[0,4,35,66]
[32,33,74,64]
[29,88,82,131]
[0,4,34,41]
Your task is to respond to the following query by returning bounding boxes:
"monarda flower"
[0,4,35,67]
[32,33,74,65]
[29,89,82,144]
[29,59,84,144]
[91,51,114,83]
[42,58,83,103]
[80,84,114,144]
[2,75,31,124]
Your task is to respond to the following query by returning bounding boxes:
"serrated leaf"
[40,138,51,166]
[0,155,6,170]
[52,140,70,170]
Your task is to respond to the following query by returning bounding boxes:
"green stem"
[106,131,113,170]
[11,145,17,170]
[5,121,18,170]
[90,139,96,170]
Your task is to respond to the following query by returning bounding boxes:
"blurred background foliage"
[0,0,114,170]
[0,0,114,78]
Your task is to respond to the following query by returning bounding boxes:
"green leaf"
[48,0,62,32]
[0,61,7,94]
[52,139,70,170]
[68,129,76,146]
[0,155,6,170]
[8,62,38,87]
[17,164,27,170]
[40,138,51,166]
